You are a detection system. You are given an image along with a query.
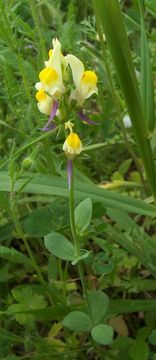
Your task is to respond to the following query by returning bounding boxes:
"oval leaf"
[129,338,149,360]
[75,198,92,234]
[44,232,76,261]
[88,291,109,324]
[63,311,91,332]
[91,324,114,345]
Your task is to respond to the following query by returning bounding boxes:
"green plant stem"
[43,138,56,174]
[22,236,52,302]
[20,237,53,305]
[23,238,45,287]
[69,161,94,326]
[28,0,46,62]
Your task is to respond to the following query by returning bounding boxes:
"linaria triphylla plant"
[35,38,110,343]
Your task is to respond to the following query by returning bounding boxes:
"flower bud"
[63,133,82,159]
[22,157,33,170]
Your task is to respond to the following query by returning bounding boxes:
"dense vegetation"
[0,0,156,359]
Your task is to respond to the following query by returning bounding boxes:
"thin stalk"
[22,236,52,303]
[69,161,94,326]
[28,0,46,62]
[17,53,36,112]
[0,2,35,115]
[43,138,56,174]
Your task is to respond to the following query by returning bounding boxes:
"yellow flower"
[46,38,68,71]
[63,133,82,158]
[35,89,53,115]
[35,38,65,98]
[65,54,98,105]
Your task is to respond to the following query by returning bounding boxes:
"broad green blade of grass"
[0,171,156,216]
[138,0,155,132]
[5,300,156,319]
[109,299,156,314]
[93,0,156,199]
[5,306,65,322]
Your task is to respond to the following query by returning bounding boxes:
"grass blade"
[0,171,156,216]
[93,0,156,198]
[109,299,156,314]
[138,0,155,132]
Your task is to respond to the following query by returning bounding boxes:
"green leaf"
[6,306,64,321]
[93,0,156,198]
[7,288,47,325]
[1,172,156,216]
[0,245,31,266]
[91,324,114,345]
[109,300,156,314]
[22,201,69,237]
[137,327,150,340]
[104,223,156,278]
[0,221,14,242]
[92,252,114,275]
[149,329,156,345]
[0,200,69,242]
[129,338,149,360]
[112,336,134,349]
[0,264,12,282]
[63,311,91,332]
[75,198,92,234]
[88,291,109,324]
[44,232,76,261]
[139,0,155,131]
[71,250,90,265]
[145,0,156,11]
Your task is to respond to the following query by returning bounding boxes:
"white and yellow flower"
[65,54,98,105]
[35,38,65,98]
[45,38,68,71]
[63,132,82,158]
[35,89,53,115]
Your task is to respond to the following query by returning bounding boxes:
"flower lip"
[82,71,98,86]
[36,89,53,115]
[39,67,58,85]
[35,89,47,102]
[66,133,81,149]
